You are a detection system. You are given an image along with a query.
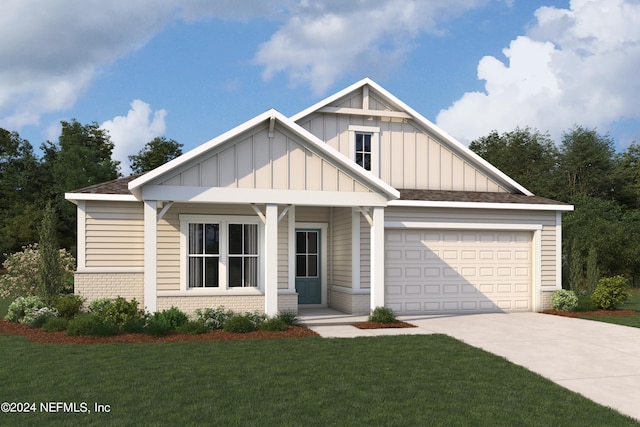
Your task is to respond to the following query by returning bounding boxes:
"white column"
[76,201,86,270]
[143,200,157,312]
[351,208,361,290]
[264,204,278,316]
[288,205,296,292]
[370,206,385,310]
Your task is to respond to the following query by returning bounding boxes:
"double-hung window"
[349,125,380,175]
[181,215,260,290]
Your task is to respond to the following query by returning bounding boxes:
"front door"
[295,229,321,304]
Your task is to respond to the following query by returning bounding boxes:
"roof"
[398,189,567,205]
[72,175,140,195]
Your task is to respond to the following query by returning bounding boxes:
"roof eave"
[388,199,574,211]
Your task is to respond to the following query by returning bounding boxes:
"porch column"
[143,200,157,312]
[264,204,278,316]
[370,206,385,310]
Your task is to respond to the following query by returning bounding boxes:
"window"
[181,215,260,290]
[355,133,372,171]
[349,125,380,175]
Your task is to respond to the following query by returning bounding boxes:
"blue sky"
[2,0,639,175]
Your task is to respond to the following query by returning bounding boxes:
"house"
[65,78,572,316]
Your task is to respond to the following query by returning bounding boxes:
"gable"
[292,78,529,195]
[157,124,372,193]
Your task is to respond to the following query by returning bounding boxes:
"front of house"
[65,78,572,316]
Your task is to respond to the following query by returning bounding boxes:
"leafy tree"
[557,126,615,200]
[0,129,44,258]
[42,119,120,250]
[469,127,559,197]
[128,136,183,174]
[612,142,640,209]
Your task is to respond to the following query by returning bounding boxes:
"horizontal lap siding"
[332,208,352,287]
[85,202,144,268]
[386,207,558,288]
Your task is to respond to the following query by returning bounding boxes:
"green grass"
[579,288,640,328]
[0,335,637,426]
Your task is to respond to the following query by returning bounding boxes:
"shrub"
[591,276,631,310]
[195,307,234,330]
[144,316,174,337]
[67,313,104,336]
[258,317,288,332]
[223,314,257,333]
[176,320,209,335]
[276,310,301,326]
[0,244,75,300]
[575,295,598,312]
[154,306,189,329]
[88,298,113,317]
[5,295,45,323]
[369,306,397,324]
[551,289,579,311]
[102,297,144,329]
[42,317,69,332]
[53,294,85,320]
[23,306,59,328]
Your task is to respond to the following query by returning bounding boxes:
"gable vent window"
[349,125,380,175]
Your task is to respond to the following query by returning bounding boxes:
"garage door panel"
[385,229,532,314]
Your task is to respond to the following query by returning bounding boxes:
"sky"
[2,0,640,175]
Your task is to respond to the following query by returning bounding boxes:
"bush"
[551,289,579,311]
[575,295,598,312]
[42,317,69,332]
[591,276,631,310]
[154,306,189,329]
[0,244,75,300]
[23,306,59,328]
[176,320,208,335]
[276,310,301,326]
[144,316,174,337]
[67,313,117,336]
[195,307,234,330]
[258,317,288,332]
[369,306,397,324]
[102,297,145,329]
[223,314,257,333]
[53,294,85,320]
[88,298,113,317]
[5,295,45,323]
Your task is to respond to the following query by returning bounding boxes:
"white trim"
[143,200,157,312]
[370,206,385,310]
[555,211,563,290]
[389,199,574,211]
[158,289,263,297]
[264,204,279,316]
[351,208,361,291]
[287,206,296,292]
[76,201,86,270]
[290,78,534,196]
[349,125,380,176]
[385,221,543,231]
[143,186,390,206]
[294,222,329,307]
[65,193,138,202]
[533,228,543,312]
[318,106,411,119]
[76,267,145,274]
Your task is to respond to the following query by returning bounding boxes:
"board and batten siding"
[157,125,372,194]
[296,91,507,193]
[85,201,144,268]
[384,207,559,288]
[331,207,353,287]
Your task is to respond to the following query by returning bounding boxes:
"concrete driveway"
[309,312,640,421]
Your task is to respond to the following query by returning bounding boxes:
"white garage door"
[385,229,532,314]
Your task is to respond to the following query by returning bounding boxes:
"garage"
[384,229,532,314]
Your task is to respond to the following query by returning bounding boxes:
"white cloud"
[0,0,176,129]
[101,100,167,176]
[254,0,491,94]
[436,0,640,144]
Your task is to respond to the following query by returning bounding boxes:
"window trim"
[349,125,380,175]
[180,214,263,292]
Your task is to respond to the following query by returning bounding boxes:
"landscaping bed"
[354,321,416,329]
[0,319,318,344]
[543,309,640,318]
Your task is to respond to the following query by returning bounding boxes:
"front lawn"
[0,334,637,426]
[578,288,640,328]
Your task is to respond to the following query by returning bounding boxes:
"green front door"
[295,229,321,304]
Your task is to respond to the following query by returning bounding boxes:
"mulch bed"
[543,309,640,318]
[0,320,319,344]
[353,321,416,329]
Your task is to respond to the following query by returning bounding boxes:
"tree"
[612,142,640,209]
[469,127,559,197]
[42,119,120,250]
[128,136,183,174]
[0,129,44,259]
[37,202,64,304]
[557,126,616,200]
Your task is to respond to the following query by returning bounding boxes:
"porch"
[297,307,369,326]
